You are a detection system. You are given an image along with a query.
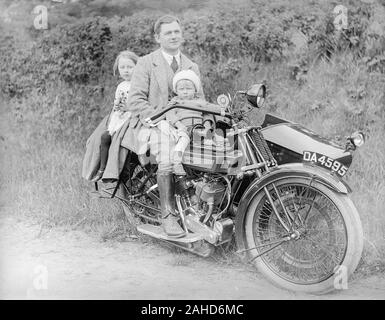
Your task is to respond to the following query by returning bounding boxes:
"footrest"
[137,224,203,243]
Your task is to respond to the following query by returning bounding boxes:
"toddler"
[165,70,214,176]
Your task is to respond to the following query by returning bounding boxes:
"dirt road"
[0,215,384,300]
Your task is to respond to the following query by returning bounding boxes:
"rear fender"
[234,163,352,251]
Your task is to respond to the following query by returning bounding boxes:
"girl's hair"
[113,50,139,76]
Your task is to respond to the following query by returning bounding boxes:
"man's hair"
[153,15,181,35]
[113,50,139,76]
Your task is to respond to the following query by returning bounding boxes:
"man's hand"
[140,115,160,128]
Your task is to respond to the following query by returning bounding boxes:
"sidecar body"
[260,113,352,167]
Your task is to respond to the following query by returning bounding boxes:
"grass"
[0,105,128,239]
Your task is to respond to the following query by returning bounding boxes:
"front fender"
[234,163,352,251]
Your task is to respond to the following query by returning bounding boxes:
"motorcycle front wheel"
[243,176,363,294]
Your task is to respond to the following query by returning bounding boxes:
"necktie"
[171,56,178,73]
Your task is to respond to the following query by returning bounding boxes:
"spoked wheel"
[243,177,363,294]
[119,163,160,225]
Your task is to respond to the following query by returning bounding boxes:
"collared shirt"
[161,49,181,68]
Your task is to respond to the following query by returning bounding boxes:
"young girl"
[91,50,139,182]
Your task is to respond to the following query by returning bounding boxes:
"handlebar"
[144,103,232,124]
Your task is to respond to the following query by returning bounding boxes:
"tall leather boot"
[157,173,185,237]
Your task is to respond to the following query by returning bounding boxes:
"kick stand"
[110,179,121,199]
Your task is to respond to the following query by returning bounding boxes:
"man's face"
[155,21,182,53]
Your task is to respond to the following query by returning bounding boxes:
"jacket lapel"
[180,53,194,70]
[151,50,195,104]
[152,49,169,97]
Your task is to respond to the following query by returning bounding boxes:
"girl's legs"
[99,131,112,172]
[91,131,111,182]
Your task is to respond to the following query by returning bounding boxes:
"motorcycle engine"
[195,179,226,206]
[177,174,228,223]
[176,174,233,245]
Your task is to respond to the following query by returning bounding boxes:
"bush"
[0,34,34,98]
[1,17,113,99]
[107,12,160,58]
[37,17,113,84]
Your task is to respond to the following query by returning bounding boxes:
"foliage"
[36,17,112,84]
[106,12,160,58]
[2,0,384,98]
[1,17,112,97]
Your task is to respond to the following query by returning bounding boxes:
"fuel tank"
[261,113,352,167]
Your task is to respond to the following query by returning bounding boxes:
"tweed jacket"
[121,48,204,153]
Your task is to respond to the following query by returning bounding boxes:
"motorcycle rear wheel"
[244,177,363,294]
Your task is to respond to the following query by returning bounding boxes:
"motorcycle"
[94,84,365,294]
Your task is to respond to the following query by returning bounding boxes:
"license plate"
[302,151,348,178]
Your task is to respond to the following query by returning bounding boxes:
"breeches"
[147,122,177,173]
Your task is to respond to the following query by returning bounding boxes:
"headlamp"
[351,131,365,147]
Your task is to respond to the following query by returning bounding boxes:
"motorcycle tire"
[243,176,363,294]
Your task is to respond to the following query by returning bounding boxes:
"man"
[123,15,204,237]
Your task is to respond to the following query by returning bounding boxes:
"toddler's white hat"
[172,70,201,93]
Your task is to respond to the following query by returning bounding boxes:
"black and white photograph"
[0,0,384,303]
